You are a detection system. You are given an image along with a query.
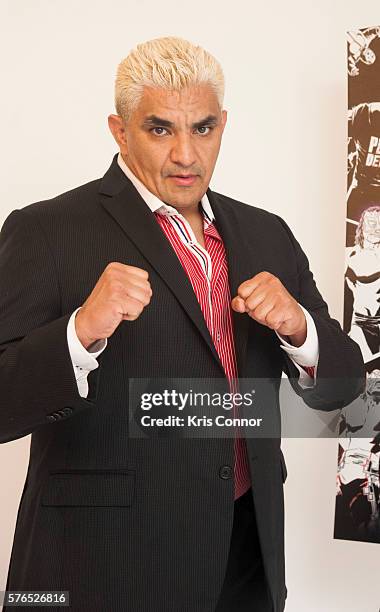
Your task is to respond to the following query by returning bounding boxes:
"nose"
[170,134,197,168]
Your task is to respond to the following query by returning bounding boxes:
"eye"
[195,126,212,135]
[150,127,169,136]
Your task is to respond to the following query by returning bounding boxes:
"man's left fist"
[231,271,306,344]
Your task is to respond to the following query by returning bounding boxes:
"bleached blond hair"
[114,36,225,123]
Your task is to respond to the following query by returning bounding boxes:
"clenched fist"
[75,262,152,349]
[231,271,307,345]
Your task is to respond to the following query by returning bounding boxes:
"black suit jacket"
[0,154,365,612]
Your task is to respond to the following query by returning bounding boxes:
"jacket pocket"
[41,469,135,507]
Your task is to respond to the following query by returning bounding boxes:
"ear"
[108,114,127,149]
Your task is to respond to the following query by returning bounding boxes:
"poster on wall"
[334,25,380,544]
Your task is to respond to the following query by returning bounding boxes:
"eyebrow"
[142,114,219,129]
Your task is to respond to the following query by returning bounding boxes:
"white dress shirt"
[67,153,319,396]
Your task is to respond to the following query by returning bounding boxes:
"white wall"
[0,1,379,610]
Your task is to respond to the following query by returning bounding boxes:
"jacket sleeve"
[274,214,366,411]
[0,207,102,444]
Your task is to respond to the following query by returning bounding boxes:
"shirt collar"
[117,152,215,223]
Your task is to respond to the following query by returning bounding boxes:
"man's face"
[108,83,227,212]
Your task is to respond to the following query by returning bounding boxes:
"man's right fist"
[75,262,152,349]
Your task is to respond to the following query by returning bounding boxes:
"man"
[0,37,365,612]
[345,206,380,361]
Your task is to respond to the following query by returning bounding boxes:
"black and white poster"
[334,25,380,544]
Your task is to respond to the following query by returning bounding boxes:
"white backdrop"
[1,1,379,610]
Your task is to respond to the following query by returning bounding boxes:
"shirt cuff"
[67,307,108,371]
[289,361,316,389]
[275,304,319,367]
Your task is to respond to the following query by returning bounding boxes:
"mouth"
[168,174,198,186]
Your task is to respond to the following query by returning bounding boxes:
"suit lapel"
[208,190,264,376]
[98,155,225,374]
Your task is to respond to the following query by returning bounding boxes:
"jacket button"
[62,407,73,416]
[219,465,233,480]
[46,415,57,422]
[51,412,61,419]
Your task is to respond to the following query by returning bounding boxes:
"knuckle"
[128,297,142,313]
[106,261,119,272]
[104,267,118,281]
[267,314,277,327]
